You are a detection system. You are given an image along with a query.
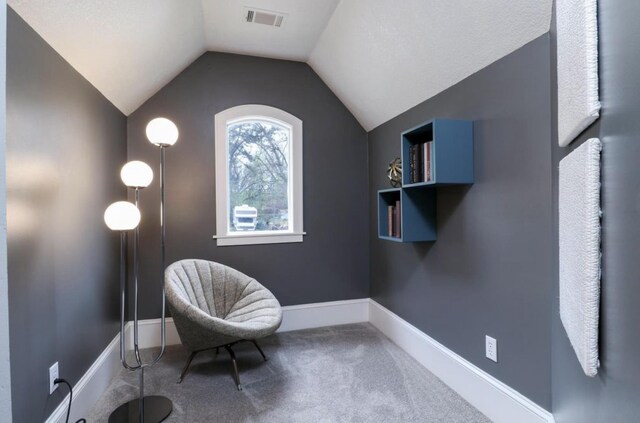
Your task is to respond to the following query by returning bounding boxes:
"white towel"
[557,0,601,147]
[559,138,602,377]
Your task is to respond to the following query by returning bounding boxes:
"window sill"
[213,232,306,246]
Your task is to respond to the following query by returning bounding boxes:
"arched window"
[214,105,304,246]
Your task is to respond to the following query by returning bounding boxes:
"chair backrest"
[165,259,260,319]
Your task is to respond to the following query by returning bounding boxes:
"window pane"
[227,120,290,232]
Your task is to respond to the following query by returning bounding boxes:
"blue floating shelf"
[401,119,474,186]
[378,118,474,243]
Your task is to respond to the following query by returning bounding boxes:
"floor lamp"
[104,115,179,422]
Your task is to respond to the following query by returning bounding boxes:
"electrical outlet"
[485,336,498,362]
[49,362,59,394]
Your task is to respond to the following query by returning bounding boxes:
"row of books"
[408,141,434,184]
[387,201,401,238]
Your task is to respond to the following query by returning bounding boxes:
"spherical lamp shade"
[120,160,153,188]
[104,201,141,231]
[146,117,179,146]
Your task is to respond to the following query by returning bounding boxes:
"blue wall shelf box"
[377,119,474,242]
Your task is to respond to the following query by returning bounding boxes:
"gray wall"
[368,35,553,409]
[127,52,369,319]
[6,8,126,422]
[550,1,640,421]
[0,1,12,420]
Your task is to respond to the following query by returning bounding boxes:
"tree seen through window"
[227,120,290,232]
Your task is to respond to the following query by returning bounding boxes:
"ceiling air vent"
[244,7,287,27]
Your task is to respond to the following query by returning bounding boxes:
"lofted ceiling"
[8,0,551,130]
[202,0,340,61]
[310,0,552,130]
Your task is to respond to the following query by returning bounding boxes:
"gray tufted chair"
[165,259,282,390]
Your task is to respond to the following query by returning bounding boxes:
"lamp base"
[108,396,172,423]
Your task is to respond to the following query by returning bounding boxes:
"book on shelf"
[409,145,416,183]
[418,143,424,182]
[409,145,416,184]
[423,142,428,182]
[386,202,402,238]
[423,141,433,182]
[409,141,433,183]
[410,144,423,183]
[408,146,412,184]
[395,200,401,237]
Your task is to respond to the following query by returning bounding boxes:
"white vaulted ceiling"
[310,0,552,130]
[8,0,551,129]
[202,0,340,61]
[8,0,207,115]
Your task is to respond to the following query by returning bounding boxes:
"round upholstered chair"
[165,259,282,390]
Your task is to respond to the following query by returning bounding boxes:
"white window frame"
[214,104,304,246]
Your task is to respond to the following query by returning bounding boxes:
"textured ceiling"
[8,0,338,115]
[8,0,552,128]
[309,0,552,130]
[202,0,340,61]
[8,0,206,115]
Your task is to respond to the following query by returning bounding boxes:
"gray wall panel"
[0,1,11,420]
[368,36,553,409]
[127,52,369,318]
[6,8,126,422]
[550,1,640,421]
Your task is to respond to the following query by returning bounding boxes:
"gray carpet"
[88,323,490,422]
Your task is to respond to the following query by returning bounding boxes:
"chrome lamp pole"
[144,116,179,367]
[105,118,178,423]
[106,159,173,423]
[103,118,178,422]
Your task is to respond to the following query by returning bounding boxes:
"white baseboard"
[124,317,181,350]
[368,300,554,423]
[125,298,371,349]
[45,333,122,423]
[278,298,370,332]
[46,298,554,423]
